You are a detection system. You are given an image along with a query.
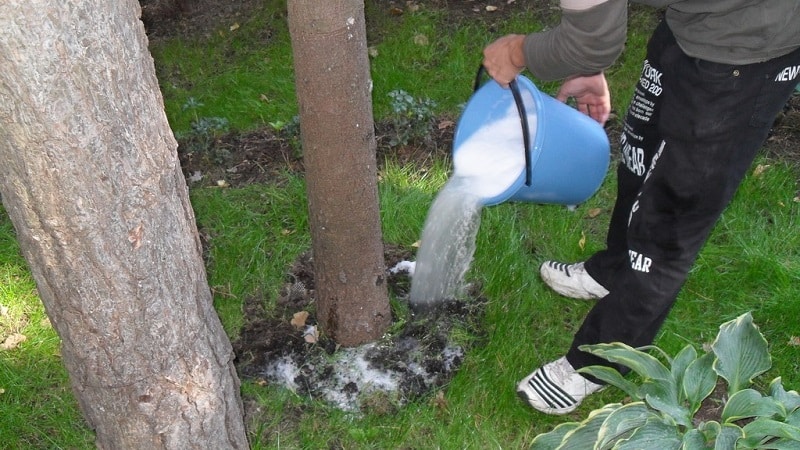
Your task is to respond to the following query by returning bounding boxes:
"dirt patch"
[232,246,488,413]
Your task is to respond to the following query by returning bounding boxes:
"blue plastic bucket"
[452,74,610,206]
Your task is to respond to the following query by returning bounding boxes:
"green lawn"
[1,2,798,448]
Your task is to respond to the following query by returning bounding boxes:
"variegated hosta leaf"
[612,416,682,450]
[555,404,622,450]
[711,312,771,394]
[530,422,580,450]
[713,424,743,450]
[739,418,800,448]
[684,352,718,414]
[671,344,699,403]
[579,365,641,400]
[680,428,708,450]
[770,378,800,414]
[595,402,651,449]
[579,342,672,381]
[722,388,785,423]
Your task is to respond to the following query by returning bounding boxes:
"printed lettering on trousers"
[620,131,646,176]
[629,249,652,273]
[775,65,800,82]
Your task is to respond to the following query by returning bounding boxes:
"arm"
[482,0,627,84]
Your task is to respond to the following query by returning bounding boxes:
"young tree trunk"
[0,1,248,448]
[287,0,391,346]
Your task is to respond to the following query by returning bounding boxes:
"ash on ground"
[232,247,487,414]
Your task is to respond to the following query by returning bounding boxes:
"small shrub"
[177,97,231,164]
[386,89,437,147]
[532,312,800,449]
[269,115,302,157]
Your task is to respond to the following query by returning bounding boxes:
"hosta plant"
[532,312,800,449]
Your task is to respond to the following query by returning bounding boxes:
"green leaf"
[722,389,785,422]
[645,390,692,427]
[556,404,621,450]
[579,365,641,400]
[739,418,800,447]
[711,312,771,394]
[787,409,800,427]
[684,352,718,415]
[530,422,580,450]
[699,420,722,441]
[681,429,710,450]
[770,378,800,414]
[580,343,672,382]
[759,438,800,450]
[672,345,699,404]
[713,424,743,450]
[613,416,683,450]
[595,402,651,449]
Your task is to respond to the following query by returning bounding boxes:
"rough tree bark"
[0,1,248,448]
[287,0,391,346]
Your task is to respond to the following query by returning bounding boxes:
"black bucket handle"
[474,65,532,187]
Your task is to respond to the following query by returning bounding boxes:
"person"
[482,0,800,415]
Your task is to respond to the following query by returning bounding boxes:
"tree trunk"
[0,1,248,448]
[287,0,391,346]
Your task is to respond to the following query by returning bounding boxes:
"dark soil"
[139,0,800,417]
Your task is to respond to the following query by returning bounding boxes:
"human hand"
[482,34,526,87]
[556,73,611,126]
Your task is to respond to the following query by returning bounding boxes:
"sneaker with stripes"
[539,261,609,299]
[516,356,604,415]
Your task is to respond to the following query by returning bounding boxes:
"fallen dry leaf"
[431,390,448,410]
[578,231,587,251]
[485,5,498,11]
[291,311,309,330]
[229,22,240,32]
[1,333,27,351]
[753,164,771,177]
[789,336,800,346]
[411,240,421,248]
[413,34,429,46]
[587,207,603,218]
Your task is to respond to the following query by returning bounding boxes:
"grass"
[1,2,798,448]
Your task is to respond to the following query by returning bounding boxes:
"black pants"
[566,21,800,374]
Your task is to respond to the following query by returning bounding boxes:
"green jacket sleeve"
[523,0,628,81]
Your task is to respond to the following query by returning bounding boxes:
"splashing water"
[409,106,535,312]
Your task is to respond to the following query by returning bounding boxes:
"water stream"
[409,107,535,312]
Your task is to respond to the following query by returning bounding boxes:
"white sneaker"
[517,356,604,415]
[539,261,609,299]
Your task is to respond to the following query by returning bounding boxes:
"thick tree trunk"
[288,0,391,346]
[0,1,248,448]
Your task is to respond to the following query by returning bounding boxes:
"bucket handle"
[474,66,532,187]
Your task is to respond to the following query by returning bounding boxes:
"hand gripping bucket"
[453,69,610,206]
